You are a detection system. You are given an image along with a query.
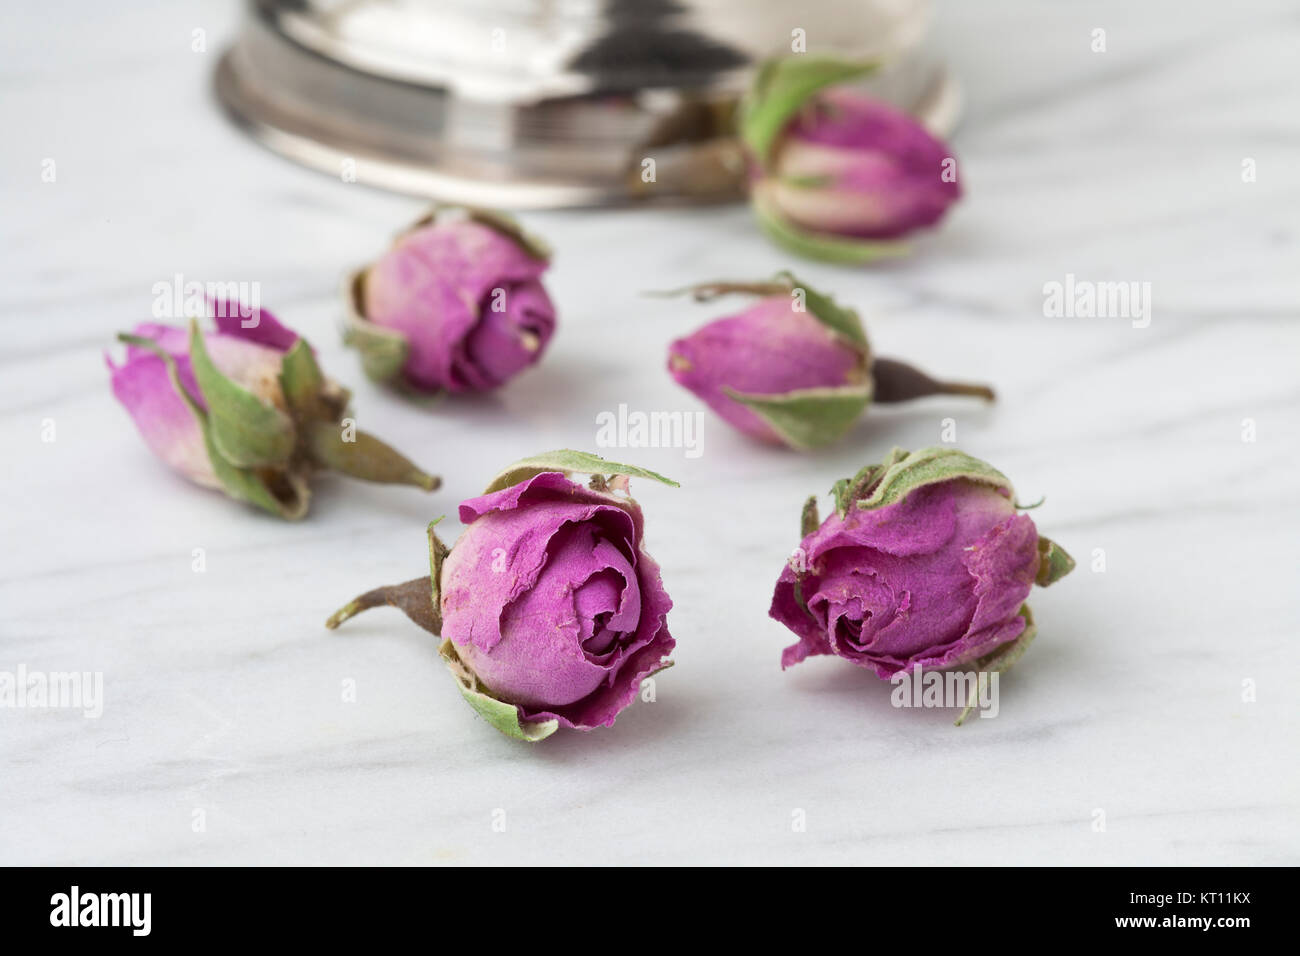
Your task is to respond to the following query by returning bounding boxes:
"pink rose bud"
[108,299,439,519]
[771,447,1075,724]
[740,57,961,263]
[665,274,993,449]
[326,451,677,741]
[347,207,557,393]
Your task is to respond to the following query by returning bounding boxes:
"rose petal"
[458,278,556,389]
[444,473,641,654]
[518,549,673,730]
[208,297,300,353]
[107,350,217,488]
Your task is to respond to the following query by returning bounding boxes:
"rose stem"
[870,357,996,404]
[324,575,441,636]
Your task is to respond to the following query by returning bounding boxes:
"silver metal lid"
[215,0,960,208]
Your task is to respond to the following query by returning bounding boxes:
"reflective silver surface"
[215,0,960,207]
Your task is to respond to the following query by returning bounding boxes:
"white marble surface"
[2,0,1298,865]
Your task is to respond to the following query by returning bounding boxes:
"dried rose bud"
[108,300,438,519]
[771,447,1074,723]
[346,207,556,393]
[740,57,961,263]
[665,274,993,449]
[326,451,676,741]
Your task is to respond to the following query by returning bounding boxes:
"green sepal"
[344,269,413,387]
[955,605,1037,726]
[282,322,437,491]
[117,333,309,519]
[344,320,410,385]
[200,428,310,520]
[723,383,872,450]
[300,419,439,491]
[776,173,835,190]
[438,638,559,742]
[800,495,820,537]
[1035,535,1076,587]
[279,339,330,420]
[831,448,910,517]
[740,56,878,165]
[483,450,678,495]
[851,446,1013,512]
[753,188,913,265]
[775,270,868,351]
[830,474,858,517]
[187,320,296,469]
